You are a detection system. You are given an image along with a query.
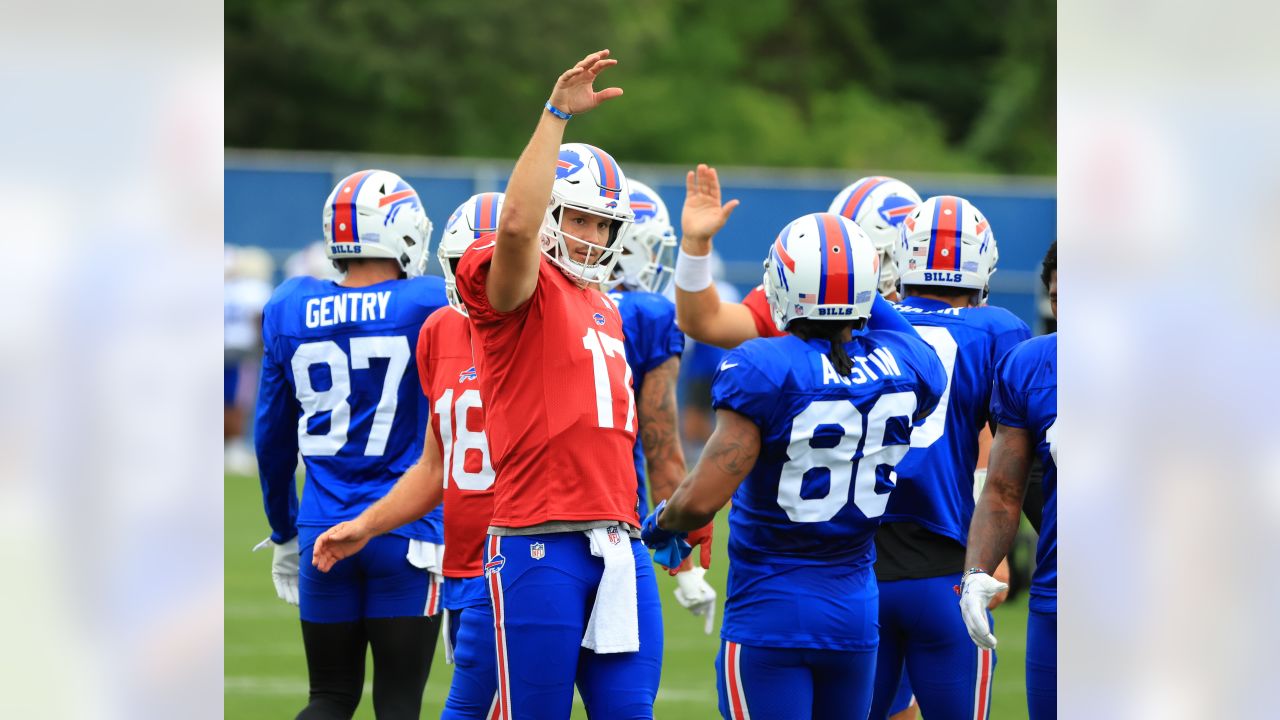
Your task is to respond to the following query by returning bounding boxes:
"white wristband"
[674,248,714,292]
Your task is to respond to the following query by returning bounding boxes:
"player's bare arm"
[312,426,445,572]
[673,164,756,349]
[660,408,760,532]
[489,49,622,311]
[639,355,685,506]
[965,423,1035,573]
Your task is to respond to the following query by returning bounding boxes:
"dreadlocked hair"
[789,317,867,377]
[1041,240,1057,291]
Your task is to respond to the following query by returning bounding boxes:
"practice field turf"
[226,472,1030,718]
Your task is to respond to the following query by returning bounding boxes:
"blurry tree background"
[226,0,1054,175]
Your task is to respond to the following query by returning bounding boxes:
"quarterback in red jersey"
[454,50,664,720]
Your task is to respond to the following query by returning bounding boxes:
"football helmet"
[762,212,881,332]
[895,195,997,294]
[827,176,922,297]
[541,143,634,285]
[438,192,504,314]
[322,170,433,277]
[608,179,676,293]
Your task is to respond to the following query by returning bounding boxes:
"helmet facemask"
[541,203,628,286]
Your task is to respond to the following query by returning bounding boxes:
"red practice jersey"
[455,243,640,530]
[742,285,786,339]
[416,305,494,578]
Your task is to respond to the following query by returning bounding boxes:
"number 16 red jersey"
[416,305,495,578]
[455,243,639,530]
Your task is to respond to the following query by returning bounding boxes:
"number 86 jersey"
[712,330,945,649]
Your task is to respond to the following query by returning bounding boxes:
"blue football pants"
[870,574,996,720]
[442,601,501,720]
[715,640,876,719]
[1026,608,1057,720]
[484,532,663,720]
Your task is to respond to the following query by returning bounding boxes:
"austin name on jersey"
[305,291,393,329]
[820,347,903,386]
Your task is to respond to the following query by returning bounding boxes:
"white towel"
[441,608,455,665]
[407,540,446,617]
[581,526,639,653]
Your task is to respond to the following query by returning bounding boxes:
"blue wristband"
[544,101,573,120]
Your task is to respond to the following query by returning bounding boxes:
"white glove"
[959,570,1008,649]
[673,566,717,635]
[253,536,300,606]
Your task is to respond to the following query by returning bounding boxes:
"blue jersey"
[712,330,947,649]
[610,290,685,512]
[880,298,1031,545]
[255,275,448,544]
[991,333,1057,613]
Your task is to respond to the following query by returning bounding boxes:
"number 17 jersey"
[455,244,640,530]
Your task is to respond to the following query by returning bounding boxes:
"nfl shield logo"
[607,526,621,545]
[530,542,546,560]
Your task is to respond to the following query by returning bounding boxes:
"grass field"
[226,472,1029,718]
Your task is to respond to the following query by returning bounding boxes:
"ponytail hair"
[789,318,866,377]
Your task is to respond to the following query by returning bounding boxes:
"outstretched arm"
[312,425,445,571]
[673,164,755,348]
[489,50,623,312]
[659,408,760,531]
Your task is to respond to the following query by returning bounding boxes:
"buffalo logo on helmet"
[605,200,618,209]
[878,195,916,226]
[446,205,465,231]
[630,194,658,223]
[378,180,422,225]
[556,150,585,180]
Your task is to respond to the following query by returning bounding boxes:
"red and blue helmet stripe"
[816,213,857,306]
[836,177,889,222]
[582,144,623,200]
[472,192,502,239]
[330,170,377,243]
[927,196,963,271]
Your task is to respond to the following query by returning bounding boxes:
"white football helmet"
[608,179,676,293]
[322,170,433,277]
[762,212,881,332]
[828,176,922,298]
[895,195,997,294]
[437,192,504,314]
[541,143,634,285]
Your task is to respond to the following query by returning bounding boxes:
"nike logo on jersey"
[719,361,739,371]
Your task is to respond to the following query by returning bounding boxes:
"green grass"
[226,472,1028,718]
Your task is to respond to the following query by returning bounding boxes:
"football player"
[673,172,924,348]
[642,212,947,719]
[608,178,717,628]
[866,196,1030,720]
[961,241,1057,720]
[456,50,662,719]
[313,193,504,719]
[253,170,447,719]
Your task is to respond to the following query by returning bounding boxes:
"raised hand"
[311,520,373,573]
[681,164,740,253]
[548,49,623,116]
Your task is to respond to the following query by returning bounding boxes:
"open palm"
[682,164,740,243]
[548,49,623,115]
